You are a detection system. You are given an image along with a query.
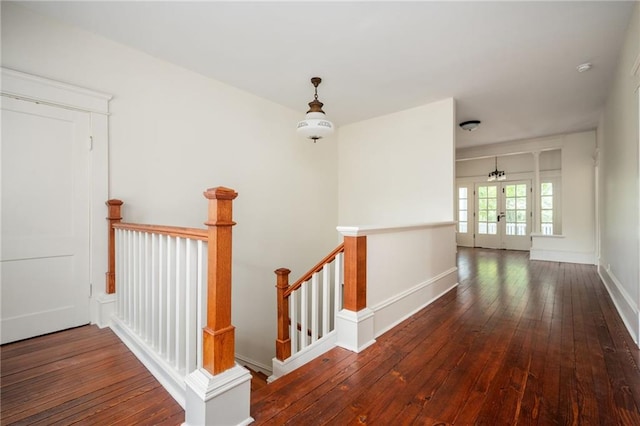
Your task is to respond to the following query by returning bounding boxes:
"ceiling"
[19,1,636,149]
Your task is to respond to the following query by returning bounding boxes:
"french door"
[475,181,531,250]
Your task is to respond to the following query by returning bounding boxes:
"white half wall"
[1,3,338,369]
[339,223,458,337]
[338,98,456,225]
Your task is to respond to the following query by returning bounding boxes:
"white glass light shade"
[297,111,334,140]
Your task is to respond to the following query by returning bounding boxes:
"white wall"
[1,3,338,371]
[531,132,596,264]
[338,98,456,226]
[456,131,596,264]
[597,3,640,343]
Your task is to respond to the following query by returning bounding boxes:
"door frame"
[1,67,113,326]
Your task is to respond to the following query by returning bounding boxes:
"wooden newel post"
[105,199,123,294]
[274,268,292,361]
[202,187,238,376]
[343,235,367,312]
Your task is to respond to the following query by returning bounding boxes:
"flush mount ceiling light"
[297,77,334,142]
[459,120,481,131]
[487,156,506,182]
[576,62,592,73]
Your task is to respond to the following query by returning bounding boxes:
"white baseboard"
[110,317,186,408]
[92,292,116,328]
[371,267,458,337]
[598,265,639,346]
[530,248,596,265]
[268,331,337,382]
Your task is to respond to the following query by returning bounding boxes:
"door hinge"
[89,136,94,151]
[502,187,505,193]
[89,283,92,298]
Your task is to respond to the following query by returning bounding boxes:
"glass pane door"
[502,181,531,250]
[474,180,531,250]
[475,183,501,249]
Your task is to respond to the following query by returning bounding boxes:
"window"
[477,185,498,235]
[541,182,553,235]
[458,187,468,233]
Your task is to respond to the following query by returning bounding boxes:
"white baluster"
[196,241,206,370]
[175,237,183,370]
[322,263,330,336]
[127,230,133,324]
[115,229,122,317]
[300,282,308,349]
[158,234,166,355]
[151,233,158,350]
[334,252,343,322]
[166,236,174,361]
[290,291,298,354]
[311,273,319,343]
[143,232,150,341]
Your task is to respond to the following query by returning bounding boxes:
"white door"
[474,181,531,250]
[1,97,91,344]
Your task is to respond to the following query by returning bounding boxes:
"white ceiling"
[19,1,636,149]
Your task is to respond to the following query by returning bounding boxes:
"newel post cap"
[204,187,238,200]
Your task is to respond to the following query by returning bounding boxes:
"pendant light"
[297,77,334,142]
[487,156,506,181]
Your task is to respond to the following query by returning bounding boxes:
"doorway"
[474,180,531,250]
[1,97,92,343]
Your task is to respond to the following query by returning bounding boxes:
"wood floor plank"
[0,325,184,426]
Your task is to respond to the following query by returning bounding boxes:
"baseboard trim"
[110,317,186,408]
[598,265,639,346]
[371,267,458,337]
[268,331,337,382]
[530,248,596,265]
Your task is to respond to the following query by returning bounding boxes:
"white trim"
[335,308,376,353]
[110,317,186,407]
[268,331,337,382]
[1,67,112,334]
[530,248,596,265]
[598,265,639,346]
[337,221,455,237]
[530,233,565,239]
[371,268,458,337]
[184,366,253,426]
[1,67,112,114]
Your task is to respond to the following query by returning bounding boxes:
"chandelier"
[296,77,334,142]
[487,157,506,181]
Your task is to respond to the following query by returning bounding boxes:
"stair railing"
[105,187,244,410]
[274,244,344,361]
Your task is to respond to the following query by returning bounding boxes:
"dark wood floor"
[0,324,184,425]
[3,248,640,425]
[251,248,640,425]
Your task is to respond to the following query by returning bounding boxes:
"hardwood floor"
[251,248,640,425]
[3,248,639,425]
[0,325,184,425]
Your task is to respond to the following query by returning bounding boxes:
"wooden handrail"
[274,243,345,361]
[113,222,207,241]
[283,243,345,298]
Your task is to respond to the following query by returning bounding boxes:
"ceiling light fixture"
[576,62,592,73]
[459,120,481,131]
[487,156,506,182]
[297,77,334,142]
